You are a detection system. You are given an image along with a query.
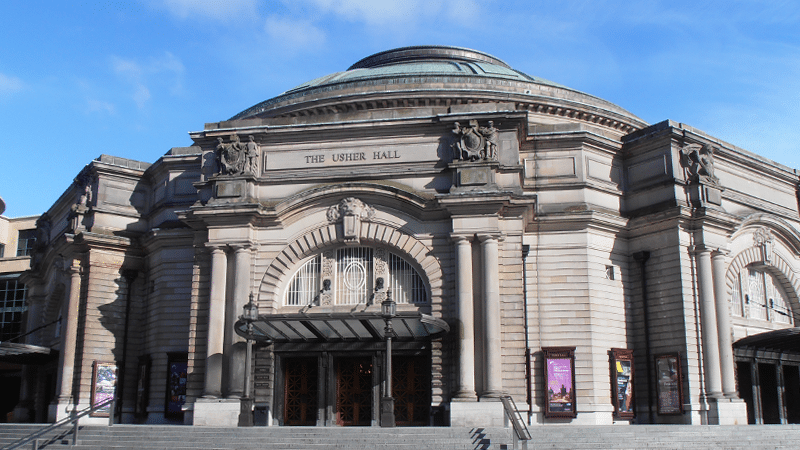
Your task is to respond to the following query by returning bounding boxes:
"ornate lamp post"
[380,291,396,427]
[238,293,259,427]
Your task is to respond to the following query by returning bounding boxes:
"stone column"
[452,234,476,399]
[712,250,737,397]
[695,247,723,398]
[226,245,252,398]
[204,246,227,398]
[56,260,82,404]
[478,234,503,398]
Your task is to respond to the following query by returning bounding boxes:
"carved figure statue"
[479,121,498,160]
[680,143,719,185]
[245,135,259,175]
[451,120,499,162]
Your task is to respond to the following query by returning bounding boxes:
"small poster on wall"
[90,361,117,417]
[542,347,577,418]
[655,353,683,415]
[165,353,188,419]
[610,348,635,419]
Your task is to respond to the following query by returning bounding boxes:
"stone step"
[4,424,800,450]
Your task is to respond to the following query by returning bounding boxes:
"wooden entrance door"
[392,355,430,426]
[284,357,318,426]
[335,357,373,426]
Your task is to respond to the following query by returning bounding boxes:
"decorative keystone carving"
[215,134,259,176]
[451,120,498,162]
[753,226,774,264]
[327,197,375,245]
[680,143,720,186]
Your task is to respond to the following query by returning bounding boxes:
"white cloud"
[264,16,326,51]
[86,99,117,115]
[299,0,481,26]
[110,52,185,108]
[0,72,24,96]
[159,0,259,21]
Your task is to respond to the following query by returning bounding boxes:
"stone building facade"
[12,46,800,427]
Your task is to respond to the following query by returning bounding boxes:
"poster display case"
[90,361,117,417]
[609,348,635,419]
[655,353,683,415]
[542,347,577,418]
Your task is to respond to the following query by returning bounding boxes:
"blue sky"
[1,0,798,218]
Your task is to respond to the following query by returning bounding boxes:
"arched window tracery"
[285,246,427,306]
[730,265,793,325]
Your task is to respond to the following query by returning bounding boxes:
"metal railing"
[501,395,531,450]
[4,396,115,450]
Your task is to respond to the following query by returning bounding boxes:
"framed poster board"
[165,353,188,420]
[609,348,635,419]
[542,347,577,418]
[90,361,117,417]
[655,353,683,415]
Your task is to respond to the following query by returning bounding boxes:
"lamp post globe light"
[239,293,259,427]
[380,291,396,427]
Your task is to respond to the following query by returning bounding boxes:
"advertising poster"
[655,353,683,415]
[90,361,117,417]
[610,348,634,419]
[165,354,188,419]
[542,347,577,418]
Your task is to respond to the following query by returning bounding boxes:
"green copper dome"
[230,46,644,133]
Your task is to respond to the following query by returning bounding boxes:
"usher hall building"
[7,46,800,428]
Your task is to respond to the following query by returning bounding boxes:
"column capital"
[450,233,473,244]
[66,259,83,276]
[711,248,730,259]
[690,244,713,255]
[231,242,254,252]
[476,233,503,243]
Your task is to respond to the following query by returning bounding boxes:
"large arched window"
[730,265,794,325]
[285,247,427,306]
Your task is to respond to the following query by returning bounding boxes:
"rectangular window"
[0,278,27,341]
[0,243,5,258]
[16,229,36,257]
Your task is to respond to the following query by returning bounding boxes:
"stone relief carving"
[215,134,259,176]
[451,120,499,162]
[319,251,335,306]
[753,226,774,264]
[680,143,720,186]
[327,197,376,244]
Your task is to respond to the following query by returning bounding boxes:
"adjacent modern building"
[8,46,800,428]
[0,204,40,422]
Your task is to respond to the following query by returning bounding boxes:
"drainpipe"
[632,252,653,424]
[522,244,532,416]
[117,269,138,423]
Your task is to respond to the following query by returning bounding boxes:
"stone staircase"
[2,423,800,449]
[1,425,509,450]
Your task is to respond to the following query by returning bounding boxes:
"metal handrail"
[4,396,114,450]
[501,394,531,449]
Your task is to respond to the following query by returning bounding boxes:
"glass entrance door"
[335,357,373,426]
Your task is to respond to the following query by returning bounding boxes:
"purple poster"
[546,358,574,413]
